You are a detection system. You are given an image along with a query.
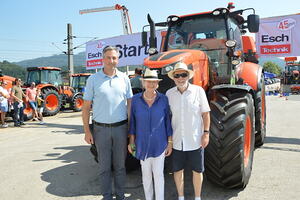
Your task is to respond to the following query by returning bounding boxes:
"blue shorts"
[0,104,8,112]
[172,147,205,173]
[29,101,37,110]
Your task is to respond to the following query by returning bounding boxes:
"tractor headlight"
[148,48,157,55]
[225,40,237,48]
[161,61,181,75]
[232,59,241,65]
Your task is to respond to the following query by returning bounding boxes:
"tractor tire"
[43,89,61,116]
[72,94,84,112]
[205,91,255,188]
[23,102,33,121]
[254,75,266,147]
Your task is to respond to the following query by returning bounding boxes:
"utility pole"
[67,23,74,85]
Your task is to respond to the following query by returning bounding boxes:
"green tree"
[0,61,26,80]
[263,61,282,76]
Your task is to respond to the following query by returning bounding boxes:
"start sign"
[256,14,300,57]
[85,31,163,70]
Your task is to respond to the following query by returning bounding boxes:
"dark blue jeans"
[13,102,24,125]
[93,123,128,200]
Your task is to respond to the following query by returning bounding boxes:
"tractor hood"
[143,49,210,93]
[144,49,207,69]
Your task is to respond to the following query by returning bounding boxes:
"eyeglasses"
[173,73,188,79]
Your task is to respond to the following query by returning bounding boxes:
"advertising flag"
[256,14,300,57]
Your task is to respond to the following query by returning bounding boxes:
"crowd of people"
[82,46,210,200]
[0,79,44,128]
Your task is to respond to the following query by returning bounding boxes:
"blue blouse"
[129,92,173,161]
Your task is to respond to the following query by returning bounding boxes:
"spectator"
[166,62,211,200]
[0,81,10,128]
[82,46,133,200]
[128,68,173,200]
[11,78,27,127]
[36,88,44,125]
[130,67,143,94]
[26,82,38,121]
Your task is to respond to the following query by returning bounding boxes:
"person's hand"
[84,132,94,144]
[165,142,173,156]
[128,144,133,154]
[201,133,209,148]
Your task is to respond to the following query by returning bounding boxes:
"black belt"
[93,119,128,127]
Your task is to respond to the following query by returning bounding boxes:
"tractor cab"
[71,73,92,93]
[26,67,62,87]
[142,5,259,93]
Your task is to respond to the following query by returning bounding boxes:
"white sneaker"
[1,124,8,128]
[39,121,44,125]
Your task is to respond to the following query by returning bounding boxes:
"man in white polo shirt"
[166,62,210,200]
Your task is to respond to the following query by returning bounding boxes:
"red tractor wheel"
[72,94,83,112]
[23,102,33,121]
[43,89,61,116]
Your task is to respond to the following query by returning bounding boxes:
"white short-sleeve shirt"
[166,84,210,151]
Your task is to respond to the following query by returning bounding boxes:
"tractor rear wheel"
[43,89,61,116]
[255,75,266,147]
[72,94,83,112]
[205,91,255,188]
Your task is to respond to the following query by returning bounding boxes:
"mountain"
[13,51,286,71]
[14,52,86,68]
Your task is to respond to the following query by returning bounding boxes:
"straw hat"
[167,62,194,79]
[141,68,162,81]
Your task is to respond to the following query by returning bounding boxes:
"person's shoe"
[20,122,26,125]
[1,124,8,128]
[32,118,38,121]
[39,121,44,125]
[14,124,20,127]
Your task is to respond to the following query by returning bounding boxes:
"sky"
[1,0,299,62]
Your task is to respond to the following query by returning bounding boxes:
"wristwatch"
[204,130,210,134]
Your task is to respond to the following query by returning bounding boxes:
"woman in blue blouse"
[128,68,173,200]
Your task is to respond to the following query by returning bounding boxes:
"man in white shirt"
[166,62,210,200]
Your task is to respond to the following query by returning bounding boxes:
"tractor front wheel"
[72,94,84,112]
[205,91,255,188]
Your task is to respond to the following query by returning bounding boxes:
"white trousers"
[140,152,165,200]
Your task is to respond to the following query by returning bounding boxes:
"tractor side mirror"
[142,31,148,47]
[247,14,260,33]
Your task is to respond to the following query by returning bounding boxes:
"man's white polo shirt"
[166,84,210,151]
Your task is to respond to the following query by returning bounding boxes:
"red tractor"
[283,57,300,85]
[25,67,85,117]
[141,3,266,188]
[70,73,92,111]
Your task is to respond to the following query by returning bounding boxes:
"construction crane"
[79,4,132,35]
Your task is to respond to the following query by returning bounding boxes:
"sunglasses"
[173,73,188,79]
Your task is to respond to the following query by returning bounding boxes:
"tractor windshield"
[27,70,41,85]
[167,16,227,50]
[166,15,230,77]
[41,70,62,86]
[71,76,89,92]
[287,65,300,71]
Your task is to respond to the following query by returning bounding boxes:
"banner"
[256,14,300,57]
[85,31,163,70]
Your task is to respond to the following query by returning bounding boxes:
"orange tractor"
[24,67,85,117]
[142,3,266,188]
[283,57,300,85]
